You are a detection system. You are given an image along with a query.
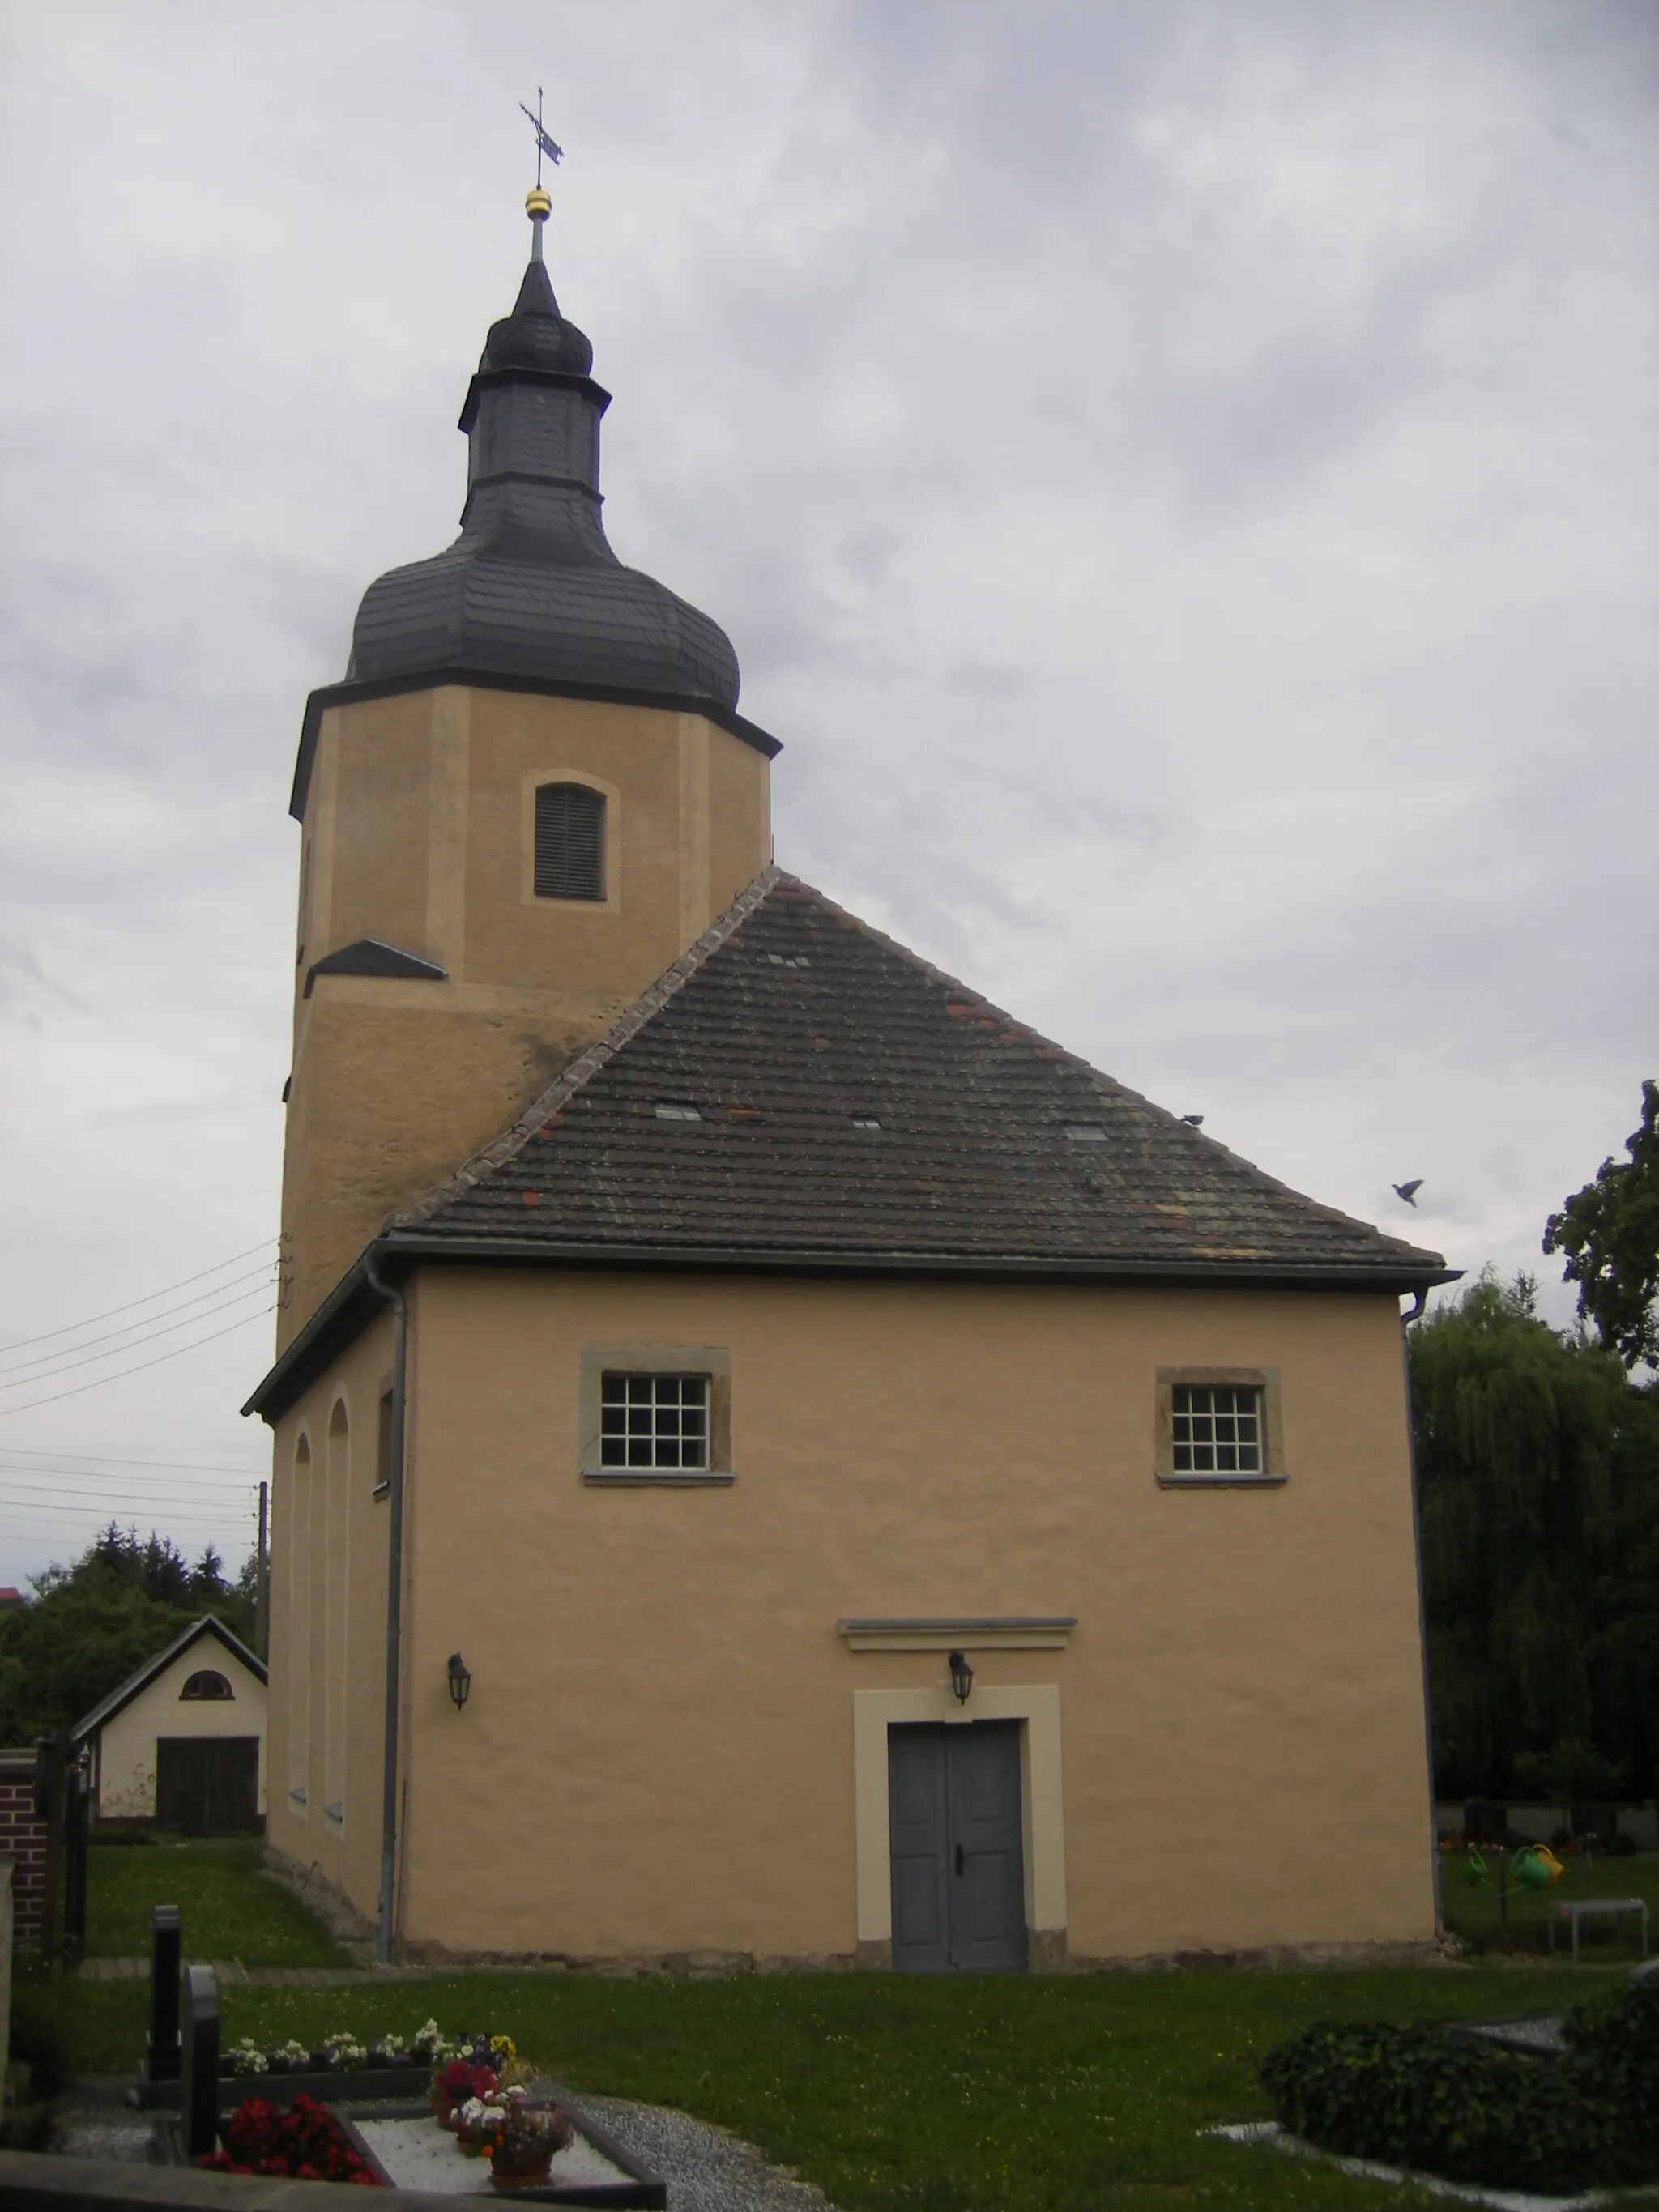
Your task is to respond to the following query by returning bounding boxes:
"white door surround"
[851,1682,1067,1970]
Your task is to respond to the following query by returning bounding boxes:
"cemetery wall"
[0,1749,48,1954]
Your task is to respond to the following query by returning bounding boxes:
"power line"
[2,1464,258,1488]
[0,1238,279,1357]
[0,1503,254,1528]
[0,1264,277,1379]
[0,1282,275,1390]
[1,1478,258,1507]
[0,1447,268,1477]
[0,1307,276,1418]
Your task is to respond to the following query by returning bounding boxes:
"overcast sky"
[1,0,1654,1588]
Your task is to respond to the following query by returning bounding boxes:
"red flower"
[199,2092,381,2185]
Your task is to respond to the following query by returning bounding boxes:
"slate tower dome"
[346,191,741,713]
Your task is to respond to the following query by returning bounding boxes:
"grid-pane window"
[534,783,605,900]
[600,1373,709,1471]
[1171,1384,1262,1474]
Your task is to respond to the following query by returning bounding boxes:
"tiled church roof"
[385,868,1447,1282]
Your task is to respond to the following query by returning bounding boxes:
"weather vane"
[520,88,564,186]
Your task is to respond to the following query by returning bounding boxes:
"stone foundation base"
[395,1939,859,1976]
[258,1851,1444,1980]
[1069,1936,1449,1974]
[262,1843,377,1949]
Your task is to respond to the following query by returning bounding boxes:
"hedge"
[1258,1975,1659,2194]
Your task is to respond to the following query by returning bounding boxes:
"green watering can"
[1461,1843,1563,1891]
[1512,1844,1563,1890]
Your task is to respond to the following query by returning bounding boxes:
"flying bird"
[1393,1179,1423,1207]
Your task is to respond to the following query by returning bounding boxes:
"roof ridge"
[384,863,787,1233]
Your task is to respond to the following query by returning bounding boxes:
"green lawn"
[21,1839,1647,2205]
[19,1959,1640,2210]
[1439,1847,1659,1961]
[83,1838,352,1968]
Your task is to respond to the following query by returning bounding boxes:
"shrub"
[6,1981,71,2101]
[1259,1979,1659,2193]
[1563,1975,1659,2150]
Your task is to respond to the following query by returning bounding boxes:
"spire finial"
[519,89,562,263]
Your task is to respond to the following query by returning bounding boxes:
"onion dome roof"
[343,215,740,714]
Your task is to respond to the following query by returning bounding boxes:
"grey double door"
[888,1720,1027,1971]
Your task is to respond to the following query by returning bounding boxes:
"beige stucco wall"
[279,688,770,1333]
[268,1268,1436,1966]
[267,1307,396,1913]
[92,1644,267,1821]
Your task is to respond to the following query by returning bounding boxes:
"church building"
[246,185,1454,1971]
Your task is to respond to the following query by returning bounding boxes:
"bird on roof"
[1179,1114,1204,1127]
[1393,1179,1423,1206]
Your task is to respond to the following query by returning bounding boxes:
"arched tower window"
[181,1669,233,1701]
[534,783,606,901]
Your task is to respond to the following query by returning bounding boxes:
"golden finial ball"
[525,186,552,220]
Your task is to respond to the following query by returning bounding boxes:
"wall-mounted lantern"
[446,1652,472,1709]
[947,1649,974,1705]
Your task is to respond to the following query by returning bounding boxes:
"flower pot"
[488,2152,554,2191]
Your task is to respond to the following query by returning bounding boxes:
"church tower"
[279,189,778,1336]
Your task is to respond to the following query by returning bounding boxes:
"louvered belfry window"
[534,782,606,901]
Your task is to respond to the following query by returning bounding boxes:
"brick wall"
[0,1750,49,1955]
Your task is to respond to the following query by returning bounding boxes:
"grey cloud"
[0,0,1653,1585]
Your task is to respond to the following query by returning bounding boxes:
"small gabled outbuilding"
[75,1615,267,1834]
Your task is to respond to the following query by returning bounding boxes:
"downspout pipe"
[1397,1285,1443,1940]
[365,1252,407,1966]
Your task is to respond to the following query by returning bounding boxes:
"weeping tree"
[1411,1272,1659,1799]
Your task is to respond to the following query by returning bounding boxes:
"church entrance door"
[887,1720,1026,1971]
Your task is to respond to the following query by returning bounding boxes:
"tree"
[0,1524,256,1748]
[1410,1272,1659,1801]
[1543,1078,1659,1371]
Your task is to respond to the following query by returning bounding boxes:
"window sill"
[288,1788,307,1807]
[372,1481,390,1500]
[324,1802,344,1824]
[1157,1472,1287,1489]
[582,1469,735,1488]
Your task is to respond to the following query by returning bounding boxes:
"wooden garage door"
[156,1737,261,1835]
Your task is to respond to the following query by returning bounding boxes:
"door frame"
[853,1683,1067,1969]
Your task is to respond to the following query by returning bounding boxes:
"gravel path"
[564,2089,838,2212]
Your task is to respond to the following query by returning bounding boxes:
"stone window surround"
[851,1683,1068,1972]
[1154,1365,1286,1488]
[578,1344,733,1486]
[519,767,622,912]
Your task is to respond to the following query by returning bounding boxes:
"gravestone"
[146,1905,181,2082]
[1464,1801,1508,1848]
[179,1962,220,2159]
[1570,1802,1618,1852]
